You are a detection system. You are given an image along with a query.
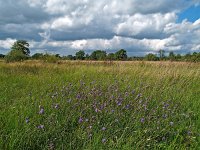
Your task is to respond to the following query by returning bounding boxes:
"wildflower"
[37,125,44,129]
[170,122,174,126]
[140,118,145,123]
[162,114,168,119]
[54,104,59,109]
[187,131,192,136]
[102,127,106,131]
[85,118,89,122]
[117,102,122,106]
[25,117,29,123]
[79,117,83,123]
[39,106,44,114]
[102,138,106,143]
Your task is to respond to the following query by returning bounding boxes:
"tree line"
[1,40,200,62]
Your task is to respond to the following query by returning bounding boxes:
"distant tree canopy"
[5,49,28,62]
[145,53,159,61]
[11,40,30,56]
[3,40,200,62]
[0,54,5,58]
[32,53,44,59]
[5,40,30,62]
[115,49,127,60]
[158,49,165,60]
[75,50,85,60]
[90,50,107,60]
[107,53,115,60]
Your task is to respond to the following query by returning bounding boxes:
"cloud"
[0,0,200,55]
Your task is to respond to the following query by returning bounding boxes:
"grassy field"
[0,60,200,149]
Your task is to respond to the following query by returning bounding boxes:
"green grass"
[0,61,200,149]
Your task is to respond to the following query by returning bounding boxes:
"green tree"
[11,40,30,56]
[0,54,5,58]
[145,53,158,61]
[32,53,44,59]
[107,53,115,60]
[75,50,85,60]
[5,49,28,62]
[65,55,75,60]
[158,49,165,60]
[176,54,182,60]
[85,54,90,60]
[90,50,107,60]
[169,51,175,61]
[115,49,127,60]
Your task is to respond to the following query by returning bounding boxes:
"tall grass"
[0,61,199,149]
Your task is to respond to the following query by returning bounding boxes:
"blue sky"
[0,0,200,56]
[178,5,200,22]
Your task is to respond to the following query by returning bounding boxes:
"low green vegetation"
[0,61,199,149]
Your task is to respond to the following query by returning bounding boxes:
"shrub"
[43,53,59,63]
[5,50,28,63]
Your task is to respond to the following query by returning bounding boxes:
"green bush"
[43,53,59,63]
[5,50,28,63]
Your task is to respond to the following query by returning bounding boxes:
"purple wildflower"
[25,117,29,123]
[54,104,59,109]
[102,138,106,143]
[37,125,44,129]
[79,117,83,123]
[140,118,145,123]
[39,106,44,114]
[102,127,106,131]
[187,131,192,136]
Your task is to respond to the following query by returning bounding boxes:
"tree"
[11,40,30,56]
[145,53,158,61]
[107,53,115,60]
[32,53,44,59]
[90,50,107,60]
[75,50,85,60]
[85,54,90,60]
[176,54,182,60]
[115,49,127,60]
[0,54,5,58]
[158,49,165,60]
[5,49,28,62]
[169,51,175,61]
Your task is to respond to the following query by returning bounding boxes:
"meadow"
[0,60,199,149]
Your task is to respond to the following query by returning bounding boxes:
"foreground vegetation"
[0,61,200,149]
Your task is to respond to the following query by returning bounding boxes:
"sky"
[0,0,200,56]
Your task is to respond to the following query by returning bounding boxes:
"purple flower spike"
[39,106,44,114]
[102,127,106,131]
[140,118,145,123]
[25,117,29,123]
[79,117,83,123]
[54,104,59,109]
[37,125,44,129]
